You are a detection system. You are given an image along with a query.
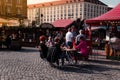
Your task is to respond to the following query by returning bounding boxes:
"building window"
[17,8,21,14]
[6,6,11,14]
[17,0,21,4]
[6,0,9,2]
[6,0,11,3]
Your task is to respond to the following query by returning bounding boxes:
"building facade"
[0,0,27,20]
[27,0,108,25]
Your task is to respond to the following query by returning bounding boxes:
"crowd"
[38,27,89,66]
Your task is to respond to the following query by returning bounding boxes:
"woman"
[46,36,54,47]
[39,35,48,59]
[65,36,88,64]
[74,36,88,63]
[53,37,62,65]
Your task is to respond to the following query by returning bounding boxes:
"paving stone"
[0,47,119,80]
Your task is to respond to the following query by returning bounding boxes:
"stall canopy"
[52,19,74,28]
[86,3,120,26]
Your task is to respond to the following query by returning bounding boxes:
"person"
[65,28,73,48]
[71,27,77,37]
[74,36,88,63]
[5,35,11,49]
[46,36,54,47]
[47,37,63,66]
[75,29,86,45]
[38,35,48,59]
[65,36,88,64]
[110,35,120,49]
[53,37,62,65]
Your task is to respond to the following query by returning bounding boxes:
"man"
[65,28,73,48]
[75,29,86,45]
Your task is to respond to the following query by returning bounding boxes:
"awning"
[52,19,74,28]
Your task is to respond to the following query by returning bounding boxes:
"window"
[17,0,21,4]
[6,6,11,14]
[17,8,21,14]
[6,0,9,2]
[6,0,11,3]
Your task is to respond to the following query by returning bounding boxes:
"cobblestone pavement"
[0,47,120,80]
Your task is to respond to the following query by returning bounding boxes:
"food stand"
[85,3,120,60]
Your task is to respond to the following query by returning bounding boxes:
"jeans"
[66,41,73,48]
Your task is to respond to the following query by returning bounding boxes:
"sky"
[27,0,120,7]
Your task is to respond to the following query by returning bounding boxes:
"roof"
[85,3,120,26]
[52,19,74,28]
[28,0,107,9]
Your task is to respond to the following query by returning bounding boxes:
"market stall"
[85,3,120,60]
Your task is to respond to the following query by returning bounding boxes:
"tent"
[52,19,74,28]
[86,3,120,59]
[85,3,120,26]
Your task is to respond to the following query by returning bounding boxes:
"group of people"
[38,27,89,66]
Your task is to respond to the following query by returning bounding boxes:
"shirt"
[65,31,73,42]
[76,40,88,56]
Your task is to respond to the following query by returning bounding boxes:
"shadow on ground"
[0,47,39,53]
[88,59,120,66]
[55,63,120,74]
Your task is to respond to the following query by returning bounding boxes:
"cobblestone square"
[0,47,120,80]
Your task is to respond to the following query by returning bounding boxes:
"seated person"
[75,30,86,45]
[4,35,11,49]
[75,36,88,63]
[47,37,65,66]
[65,36,88,64]
[46,36,54,47]
[47,37,69,66]
[110,33,120,50]
[38,35,48,59]
[53,37,62,65]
